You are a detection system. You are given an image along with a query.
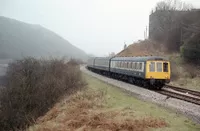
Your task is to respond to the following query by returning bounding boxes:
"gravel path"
[81,66,200,124]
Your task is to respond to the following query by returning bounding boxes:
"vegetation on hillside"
[149,0,200,63]
[0,58,86,130]
[0,16,88,60]
[181,32,200,63]
[117,40,167,57]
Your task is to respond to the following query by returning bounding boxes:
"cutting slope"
[117,40,167,57]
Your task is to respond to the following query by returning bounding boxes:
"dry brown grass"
[29,89,167,131]
[117,40,167,57]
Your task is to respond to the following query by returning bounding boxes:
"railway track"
[165,85,200,97]
[158,85,200,105]
[85,66,200,105]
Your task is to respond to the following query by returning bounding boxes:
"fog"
[0,0,199,56]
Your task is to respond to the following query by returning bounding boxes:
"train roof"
[95,57,112,60]
[111,56,168,61]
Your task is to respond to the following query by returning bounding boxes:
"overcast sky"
[0,0,199,56]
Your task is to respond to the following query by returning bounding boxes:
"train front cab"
[145,60,171,88]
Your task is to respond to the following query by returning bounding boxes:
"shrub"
[0,57,85,130]
[180,33,200,64]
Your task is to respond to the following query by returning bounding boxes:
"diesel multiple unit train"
[87,56,171,89]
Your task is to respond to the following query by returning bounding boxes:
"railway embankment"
[29,71,200,131]
[81,66,200,124]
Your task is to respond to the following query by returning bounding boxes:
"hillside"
[0,16,87,60]
[117,40,167,57]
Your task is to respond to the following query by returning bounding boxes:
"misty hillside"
[0,16,87,60]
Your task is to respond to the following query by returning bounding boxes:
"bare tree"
[155,0,193,11]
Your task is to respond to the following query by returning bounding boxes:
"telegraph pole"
[146,26,148,39]
[180,23,183,45]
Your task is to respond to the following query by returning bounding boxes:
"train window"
[113,61,115,68]
[163,62,168,72]
[135,63,137,69]
[126,62,128,68]
[132,62,135,69]
[128,62,132,68]
[149,62,155,72]
[136,63,139,70]
[156,62,162,72]
[135,63,138,69]
[139,63,142,70]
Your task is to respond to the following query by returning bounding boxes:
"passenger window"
[132,62,135,69]
[163,62,168,72]
[124,62,127,68]
[129,62,132,68]
[122,62,124,68]
[156,62,162,72]
[149,62,155,72]
[136,63,139,70]
[135,63,138,69]
[139,63,142,70]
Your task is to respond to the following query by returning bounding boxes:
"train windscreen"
[156,62,162,72]
[163,62,169,72]
[149,62,155,72]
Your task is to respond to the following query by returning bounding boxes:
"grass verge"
[28,73,200,131]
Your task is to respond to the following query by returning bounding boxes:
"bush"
[180,33,200,64]
[0,57,85,130]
